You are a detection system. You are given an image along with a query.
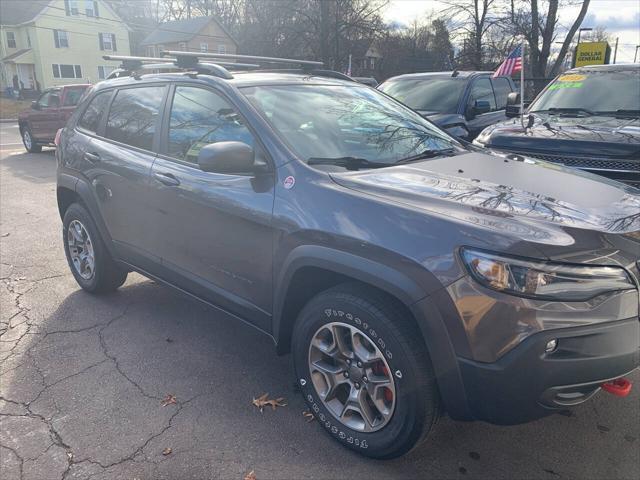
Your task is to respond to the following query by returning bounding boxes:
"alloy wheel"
[308,321,396,432]
[23,130,32,150]
[67,220,95,280]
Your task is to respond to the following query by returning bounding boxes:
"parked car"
[474,64,640,187]
[56,53,640,460]
[18,84,90,153]
[378,71,516,140]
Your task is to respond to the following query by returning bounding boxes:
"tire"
[292,283,440,459]
[63,203,127,293]
[22,126,42,153]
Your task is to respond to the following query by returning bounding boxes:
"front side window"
[467,78,496,112]
[491,77,512,110]
[530,69,640,114]
[167,86,254,163]
[78,90,111,132]
[105,86,166,151]
[242,84,459,166]
[37,90,61,108]
[6,31,16,48]
[54,30,69,48]
[378,77,466,114]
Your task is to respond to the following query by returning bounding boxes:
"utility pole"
[612,38,618,64]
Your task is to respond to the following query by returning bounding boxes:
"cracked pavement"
[0,122,639,479]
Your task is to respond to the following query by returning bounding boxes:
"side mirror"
[31,101,40,110]
[474,100,491,115]
[198,141,255,174]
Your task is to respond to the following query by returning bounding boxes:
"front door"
[87,84,167,270]
[29,89,61,140]
[148,85,275,330]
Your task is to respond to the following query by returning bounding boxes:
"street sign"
[573,42,611,67]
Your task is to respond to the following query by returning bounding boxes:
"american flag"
[493,45,523,78]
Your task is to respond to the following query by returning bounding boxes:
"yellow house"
[1,0,131,93]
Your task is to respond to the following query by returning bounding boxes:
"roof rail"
[161,51,324,69]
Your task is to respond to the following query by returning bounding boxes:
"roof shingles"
[0,0,51,26]
[140,16,236,46]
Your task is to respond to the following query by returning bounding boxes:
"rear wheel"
[22,126,42,153]
[63,203,127,293]
[292,283,440,459]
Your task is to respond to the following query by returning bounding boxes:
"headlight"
[460,248,635,301]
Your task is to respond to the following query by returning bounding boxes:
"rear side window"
[166,86,254,163]
[105,86,166,151]
[78,91,111,133]
[63,88,86,107]
[491,77,512,109]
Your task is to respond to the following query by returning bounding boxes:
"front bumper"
[458,317,639,424]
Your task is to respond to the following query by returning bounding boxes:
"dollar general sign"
[574,42,611,67]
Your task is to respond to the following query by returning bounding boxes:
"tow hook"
[601,377,632,397]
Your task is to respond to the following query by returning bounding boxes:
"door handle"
[84,152,100,163]
[153,171,181,186]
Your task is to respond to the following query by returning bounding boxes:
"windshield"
[377,77,466,113]
[241,84,460,166]
[530,69,640,114]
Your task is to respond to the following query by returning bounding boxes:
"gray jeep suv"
[56,53,640,459]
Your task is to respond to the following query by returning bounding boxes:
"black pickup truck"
[474,64,640,187]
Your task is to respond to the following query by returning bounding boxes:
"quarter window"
[491,77,512,110]
[105,86,166,151]
[467,78,496,112]
[54,30,69,48]
[167,86,254,163]
[6,31,16,48]
[78,91,111,132]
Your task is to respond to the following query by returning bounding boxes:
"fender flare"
[272,245,471,418]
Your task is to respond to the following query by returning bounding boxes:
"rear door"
[465,77,501,139]
[148,84,276,330]
[85,84,168,270]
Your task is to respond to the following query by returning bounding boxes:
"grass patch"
[0,97,31,119]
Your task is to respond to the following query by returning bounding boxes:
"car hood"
[330,151,640,249]
[479,115,640,157]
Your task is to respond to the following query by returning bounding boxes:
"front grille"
[504,151,640,173]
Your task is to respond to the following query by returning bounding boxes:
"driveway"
[1,122,638,479]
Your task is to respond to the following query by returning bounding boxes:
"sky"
[383,0,640,63]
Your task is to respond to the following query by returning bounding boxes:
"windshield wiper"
[395,148,457,165]
[594,109,640,118]
[307,156,389,170]
[531,107,595,116]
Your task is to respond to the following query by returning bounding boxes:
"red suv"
[19,84,90,153]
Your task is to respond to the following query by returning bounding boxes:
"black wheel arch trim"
[272,245,474,420]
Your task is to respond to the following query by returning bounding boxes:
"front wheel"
[22,126,42,153]
[292,283,440,459]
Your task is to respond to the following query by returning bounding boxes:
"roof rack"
[102,54,260,80]
[161,51,324,69]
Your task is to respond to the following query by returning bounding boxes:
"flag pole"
[520,39,526,130]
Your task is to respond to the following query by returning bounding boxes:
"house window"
[200,43,208,52]
[98,66,116,80]
[179,42,187,51]
[99,33,116,51]
[6,31,16,49]
[217,44,226,54]
[67,0,79,15]
[85,0,99,17]
[54,30,69,48]
[369,57,375,69]
[52,64,83,79]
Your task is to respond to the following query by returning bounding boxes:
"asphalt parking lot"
[0,121,638,480]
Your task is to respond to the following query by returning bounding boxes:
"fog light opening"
[545,339,558,353]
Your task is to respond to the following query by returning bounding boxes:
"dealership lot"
[1,122,638,479]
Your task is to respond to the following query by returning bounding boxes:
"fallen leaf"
[162,447,172,456]
[244,470,257,480]
[161,394,177,407]
[1,233,9,237]
[252,393,287,412]
[302,410,315,423]
[66,451,73,460]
